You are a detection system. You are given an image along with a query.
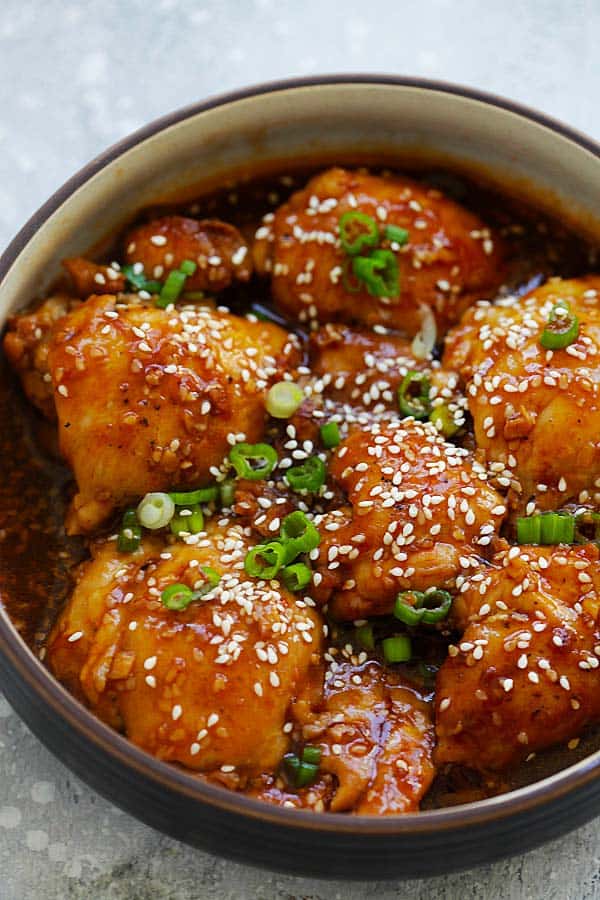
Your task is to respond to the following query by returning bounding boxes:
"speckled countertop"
[2,1,600,897]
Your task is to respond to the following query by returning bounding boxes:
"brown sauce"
[2,162,599,808]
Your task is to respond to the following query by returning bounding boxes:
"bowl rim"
[2,72,600,836]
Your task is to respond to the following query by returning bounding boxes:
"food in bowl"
[2,162,599,816]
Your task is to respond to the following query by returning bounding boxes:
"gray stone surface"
[2,0,600,897]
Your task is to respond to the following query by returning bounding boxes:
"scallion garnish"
[383,224,409,246]
[169,486,219,505]
[516,512,576,545]
[281,562,312,592]
[170,503,204,537]
[351,249,399,298]
[136,492,176,530]
[155,259,197,308]
[397,370,432,420]
[229,442,278,480]
[265,381,304,419]
[320,421,341,449]
[355,623,375,651]
[540,302,579,350]
[219,479,236,508]
[393,589,452,626]
[161,567,220,611]
[117,509,142,553]
[382,635,412,664]
[121,264,162,294]
[429,404,460,438]
[338,211,380,256]
[279,510,321,563]
[244,541,287,579]
[283,746,321,789]
[284,456,326,493]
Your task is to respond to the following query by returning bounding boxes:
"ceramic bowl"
[1,76,600,880]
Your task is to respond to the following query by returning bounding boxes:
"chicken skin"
[444,276,600,511]
[3,294,77,418]
[254,167,504,336]
[16,295,299,533]
[47,522,323,774]
[299,660,435,815]
[123,215,252,293]
[436,544,600,771]
[311,419,507,620]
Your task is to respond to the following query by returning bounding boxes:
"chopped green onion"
[244,541,287,579]
[429,404,460,438]
[161,567,220,611]
[229,442,278,480]
[384,224,409,246]
[352,249,399,298]
[136,492,175,530]
[279,511,321,563]
[169,486,218,505]
[356,623,375,650]
[219,479,236,507]
[161,583,193,610]
[338,211,380,256]
[540,302,579,350]
[283,752,300,780]
[301,745,321,765]
[320,421,341,449]
[393,591,426,627]
[155,259,197,308]
[170,503,204,537]
[516,512,576,545]
[418,589,453,624]
[382,635,412,664]
[266,381,304,418]
[295,761,319,787]
[281,562,312,592]
[285,456,326,493]
[397,370,431,420]
[575,511,600,543]
[121,264,162,294]
[117,509,142,553]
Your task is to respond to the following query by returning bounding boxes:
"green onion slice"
[384,224,409,246]
[393,589,452,626]
[121,264,162,294]
[338,211,380,256]
[117,509,142,553]
[169,486,218,505]
[244,541,287,579]
[219,479,236,508]
[170,503,204,537]
[342,258,362,294]
[155,259,197,308]
[516,512,576,545]
[281,562,312,592]
[540,302,579,350]
[284,456,326,493]
[382,635,412,664]
[266,381,304,419]
[301,745,322,765]
[320,421,341,449]
[352,249,399,298]
[161,567,220,611]
[229,442,278,480]
[397,370,432,420]
[136,492,175,530]
[279,511,321,564]
[355,623,375,650]
[429,404,460,438]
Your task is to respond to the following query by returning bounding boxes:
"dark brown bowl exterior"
[2,76,600,880]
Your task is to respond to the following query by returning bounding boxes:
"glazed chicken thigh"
[444,276,600,511]
[47,522,322,774]
[6,294,299,533]
[254,167,505,336]
[311,419,507,620]
[436,544,600,771]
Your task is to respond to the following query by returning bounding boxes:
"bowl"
[1,75,600,880]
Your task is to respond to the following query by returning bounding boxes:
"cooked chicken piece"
[5,294,300,533]
[311,419,506,620]
[254,167,504,336]
[308,322,465,424]
[123,215,252,293]
[63,258,126,298]
[47,521,323,774]
[435,544,600,771]
[3,294,78,418]
[444,276,600,511]
[298,660,435,814]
